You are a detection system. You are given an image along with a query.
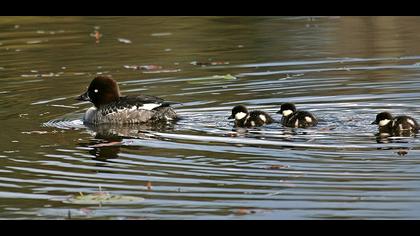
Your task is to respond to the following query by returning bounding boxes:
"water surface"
[2,16,420,219]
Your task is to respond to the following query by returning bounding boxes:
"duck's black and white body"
[372,112,418,135]
[77,76,178,124]
[228,105,274,128]
[277,103,318,128]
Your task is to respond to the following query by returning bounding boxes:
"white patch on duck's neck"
[235,112,247,120]
[379,119,391,126]
[282,110,293,117]
[83,107,97,123]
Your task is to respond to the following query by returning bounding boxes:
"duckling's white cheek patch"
[259,114,267,122]
[235,112,247,120]
[251,121,256,126]
[379,119,391,126]
[305,116,312,122]
[283,110,293,116]
[139,103,161,110]
[295,120,299,127]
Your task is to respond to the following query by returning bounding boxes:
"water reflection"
[82,122,177,160]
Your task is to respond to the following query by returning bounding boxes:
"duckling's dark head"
[372,112,393,126]
[77,76,121,108]
[228,105,248,120]
[277,103,296,116]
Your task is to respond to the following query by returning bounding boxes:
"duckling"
[228,105,274,128]
[372,111,418,135]
[277,102,318,128]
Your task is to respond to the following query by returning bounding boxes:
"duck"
[228,105,274,128]
[76,76,178,124]
[277,102,318,128]
[371,111,418,135]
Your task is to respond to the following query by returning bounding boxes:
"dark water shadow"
[80,122,177,161]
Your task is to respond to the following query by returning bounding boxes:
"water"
[2,16,420,219]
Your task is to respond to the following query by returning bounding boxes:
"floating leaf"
[232,209,257,215]
[65,192,145,205]
[219,74,236,80]
[187,74,237,84]
[146,181,152,191]
[265,164,288,170]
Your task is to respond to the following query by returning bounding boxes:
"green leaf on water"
[64,192,145,205]
[188,74,237,84]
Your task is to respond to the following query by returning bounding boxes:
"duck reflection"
[80,122,176,160]
[375,132,413,156]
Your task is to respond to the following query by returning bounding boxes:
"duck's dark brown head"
[77,76,121,108]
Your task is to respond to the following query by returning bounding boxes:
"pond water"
[2,16,420,219]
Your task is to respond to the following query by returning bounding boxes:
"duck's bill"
[76,91,90,101]
[371,121,378,125]
[276,110,282,114]
[228,115,234,119]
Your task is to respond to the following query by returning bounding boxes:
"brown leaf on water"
[95,31,101,43]
[396,150,408,156]
[90,31,102,43]
[265,164,288,170]
[232,209,257,215]
[146,181,152,191]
